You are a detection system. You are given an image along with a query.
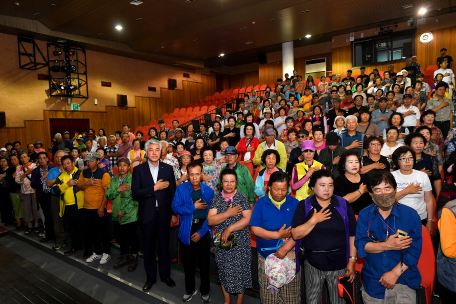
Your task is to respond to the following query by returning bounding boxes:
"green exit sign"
[71,104,80,111]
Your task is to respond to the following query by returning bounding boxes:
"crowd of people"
[1,52,456,304]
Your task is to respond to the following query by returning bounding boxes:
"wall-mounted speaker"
[168,79,177,90]
[117,94,127,106]
[0,112,5,127]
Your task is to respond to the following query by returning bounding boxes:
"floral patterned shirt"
[202,161,222,193]
[15,162,37,194]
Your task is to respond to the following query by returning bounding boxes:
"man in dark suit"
[131,138,177,292]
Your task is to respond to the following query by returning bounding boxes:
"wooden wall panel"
[416,27,456,70]
[229,71,260,89]
[0,75,220,150]
[259,61,283,86]
[332,45,406,76]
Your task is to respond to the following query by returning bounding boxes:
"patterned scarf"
[221,189,237,202]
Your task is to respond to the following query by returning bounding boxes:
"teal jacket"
[105,172,138,225]
[217,162,256,204]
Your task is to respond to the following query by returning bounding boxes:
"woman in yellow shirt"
[128,139,145,168]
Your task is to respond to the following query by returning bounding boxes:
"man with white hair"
[51,133,73,155]
[340,115,365,156]
[159,140,179,170]
[131,139,177,292]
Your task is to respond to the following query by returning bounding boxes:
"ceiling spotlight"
[68,84,77,92]
[305,34,311,38]
[59,84,67,91]
[53,48,62,56]
[252,21,255,24]
[219,53,225,57]
[70,64,77,72]
[51,3,56,6]
[15,2,19,5]
[115,25,123,31]
[418,8,427,14]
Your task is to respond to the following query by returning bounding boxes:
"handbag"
[337,271,362,304]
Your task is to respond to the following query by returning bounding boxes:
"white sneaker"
[86,253,102,263]
[100,253,111,265]
[182,288,197,302]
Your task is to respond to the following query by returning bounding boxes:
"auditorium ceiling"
[0,0,454,69]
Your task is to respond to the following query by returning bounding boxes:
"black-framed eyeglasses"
[302,149,314,153]
[298,135,306,138]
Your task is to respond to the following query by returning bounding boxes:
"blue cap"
[225,146,237,155]
[77,137,85,142]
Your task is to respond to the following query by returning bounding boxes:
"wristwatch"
[349,256,357,261]
[427,219,434,221]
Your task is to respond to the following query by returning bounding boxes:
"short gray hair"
[159,140,168,149]
[144,139,161,151]
[54,133,62,139]
[345,115,358,123]
[56,150,67,156]
[108,135,116,139]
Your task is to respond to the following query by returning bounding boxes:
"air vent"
[183,73,190,78]
[101,81,112,87]
[148,86,156,92]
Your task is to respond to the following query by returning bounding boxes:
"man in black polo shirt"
[342,70,355,86]
[437,48,453,69]
[348,95,368,118]
[359,66,368,79]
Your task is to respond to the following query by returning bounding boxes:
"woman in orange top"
[128,139,145,168]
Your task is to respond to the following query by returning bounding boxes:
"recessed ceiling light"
[301,11,305,13]
[130,0,143,5]
[98,33,104,36]
[51,3,56,6]
[219,53,225,57]
[418,8,427,14]
[306,10,309,12]
[245,41,253,44]
[161,46,164,48]
[115,25,122,30]
[252,21,255,24]
[305,34,311,38]
[15,2,19,5]
[136,18,142,21]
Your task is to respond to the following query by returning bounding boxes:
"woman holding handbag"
[208,169,252,304]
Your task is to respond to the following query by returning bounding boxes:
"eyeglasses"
[298,135,306,138]
[398,157,413,163]
[369,143,381,146]
[302,149,314,153]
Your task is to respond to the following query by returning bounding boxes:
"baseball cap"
[175,128,183,133]
[77,137,85,142]
[263,126,275,137]
[403,94,412,99]
[301,140,316,152]
[85,152,99,161]
[326,132,340,146]
[64,131,70,134]
[396,72,403,77]
[158,119,165,124]
[225,146,237,155]
[180,151,192,158]
[0,148,6,152]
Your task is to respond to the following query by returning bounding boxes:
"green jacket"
[105,172,138,225]
[217,162,256,204]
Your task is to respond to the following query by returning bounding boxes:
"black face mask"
[371,191,397,211]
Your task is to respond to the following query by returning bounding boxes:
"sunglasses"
[302,149,314,153]
[298,135,306,138]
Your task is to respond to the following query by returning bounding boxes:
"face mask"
[371,191,397,211]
